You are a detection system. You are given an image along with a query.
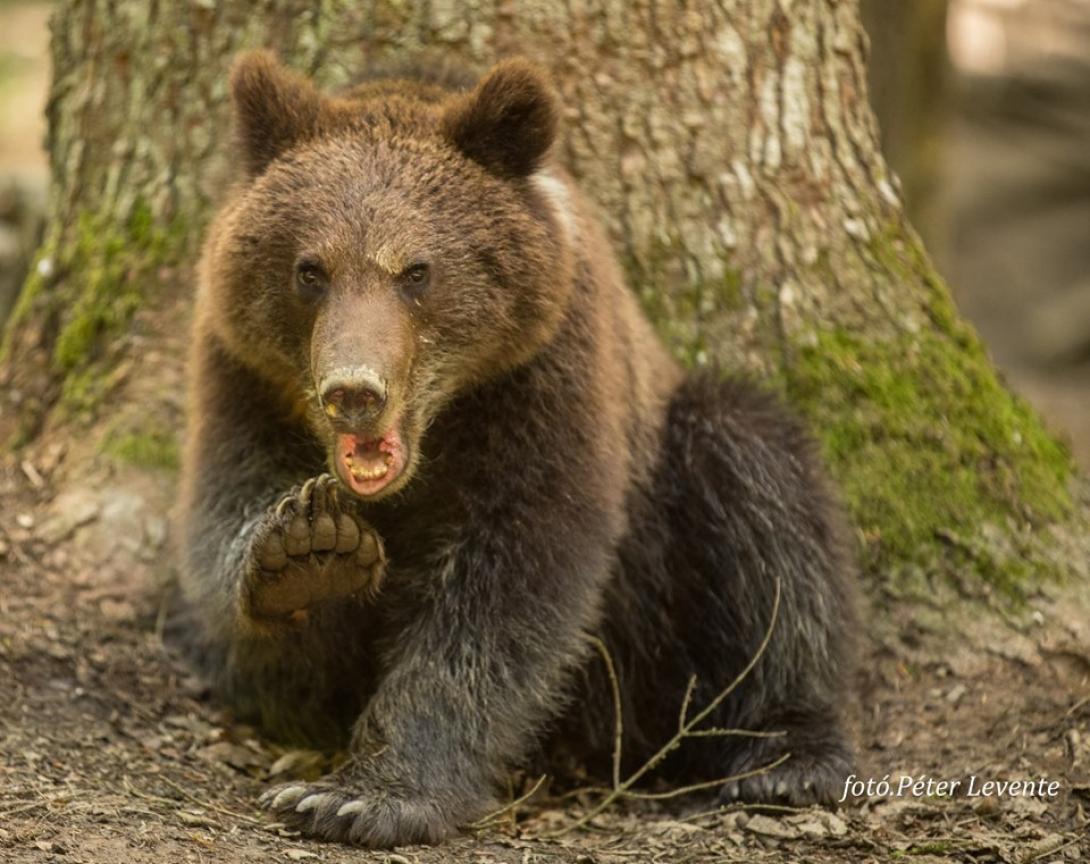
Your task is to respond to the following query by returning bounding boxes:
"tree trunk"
[861,0,950,244]
[1,0,1077,589]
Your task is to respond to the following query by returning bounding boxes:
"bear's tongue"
[337,430,405,497]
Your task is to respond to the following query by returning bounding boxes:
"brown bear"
[176,50,858,847]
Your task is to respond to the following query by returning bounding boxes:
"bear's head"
[207,51,576,500]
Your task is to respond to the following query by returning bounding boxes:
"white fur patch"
[531,171,576,243]
[370,242,404,275]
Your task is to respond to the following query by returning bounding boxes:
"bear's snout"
[319,367,388,430]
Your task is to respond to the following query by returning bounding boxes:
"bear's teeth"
[351,464,389,481]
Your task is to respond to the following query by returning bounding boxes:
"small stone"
[792,817,829,839]
[99,598,136,622]
[144,515,167,548]
[744,814,801,839]
[195,741,266,772]
[946,684,967,704]
[819,812,848,836]
[178,810,215,827]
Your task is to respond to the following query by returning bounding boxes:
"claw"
[296,792,330,813]
[310,479,328,517]
[301,476,320,507]
[275,495,295,518]
[267,785,307,810]
[336,800,366,817]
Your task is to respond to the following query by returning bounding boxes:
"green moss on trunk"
[786,229,1074,592]
[626,241,747,368]
[626,222,1073,592]
[2,200,186,413]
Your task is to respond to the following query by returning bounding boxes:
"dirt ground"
[2,452,1089,864]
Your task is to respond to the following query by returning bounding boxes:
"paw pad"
[245,474,385,620]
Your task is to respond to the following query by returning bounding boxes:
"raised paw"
[245,474,385,620]
[258,778,460,848]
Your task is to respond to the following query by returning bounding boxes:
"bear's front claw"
[244,473,385,621]
[258,779,461,847]
[259,784,308,810]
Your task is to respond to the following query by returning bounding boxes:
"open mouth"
[336,428,408,498]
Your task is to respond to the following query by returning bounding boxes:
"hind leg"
[598,372,858,805]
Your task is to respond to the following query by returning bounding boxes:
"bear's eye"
[397,263,431,301]
[295,259,328,300]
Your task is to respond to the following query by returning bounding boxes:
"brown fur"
[175,52,858,848]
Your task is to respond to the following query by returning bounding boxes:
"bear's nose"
[320,368,387,426]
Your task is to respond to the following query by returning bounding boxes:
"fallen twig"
[679,800,811,823]
[468,774,548,830]
[546,577,784,836]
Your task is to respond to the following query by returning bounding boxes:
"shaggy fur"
[175,51,858,848]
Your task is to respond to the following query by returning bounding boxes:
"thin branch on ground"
[617,752,791,801]
[158,774,264,825]
[123,774,263,826]
[1063,692,1090,719]
[585,635,625,792]
[686,727,786,738]
[678,675,697,733]
[467,774,548,830]
[545,577,784,837]
[1027,835,1083,862]
[679,800,812,823]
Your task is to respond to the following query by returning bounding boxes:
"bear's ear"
[230,50,323,177]
[441,58,559,178]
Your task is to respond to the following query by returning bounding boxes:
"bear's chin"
[334,429,410,499]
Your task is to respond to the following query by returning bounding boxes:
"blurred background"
[0,0,1087,465]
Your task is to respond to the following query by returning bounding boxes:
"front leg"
[177,332,384,745]
[260,510,613,846]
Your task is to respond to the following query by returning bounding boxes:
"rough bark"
[0,0,1077,588]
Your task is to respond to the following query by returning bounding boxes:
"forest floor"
[2,453,1090,864]
[2,6,1090,862]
